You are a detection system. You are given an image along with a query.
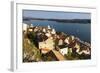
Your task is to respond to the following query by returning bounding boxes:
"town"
[23,23,91,62]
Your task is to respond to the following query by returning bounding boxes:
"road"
[52,49,66,61]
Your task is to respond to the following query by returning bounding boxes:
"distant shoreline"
[23,17,91,23]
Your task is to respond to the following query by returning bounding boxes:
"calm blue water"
[24,20,91,43]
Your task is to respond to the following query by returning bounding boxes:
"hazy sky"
[23,10,91,19]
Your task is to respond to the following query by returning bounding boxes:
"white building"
[78,48,90,55]
[64,37,70,45]
[71,35,75,41]
[74,43,80,53]
[43,28,46,33]
[59,47,68,55]
[39,38,55,54]
[30,24,33,27]
[34,27,38,32]
[51,28,56,34]
[45,31,51,38]
[58,39,64,46]
[48,25,51,29]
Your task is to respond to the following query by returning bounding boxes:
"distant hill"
[23,17,91,23]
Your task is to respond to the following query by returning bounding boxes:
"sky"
[23,10,91,19]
